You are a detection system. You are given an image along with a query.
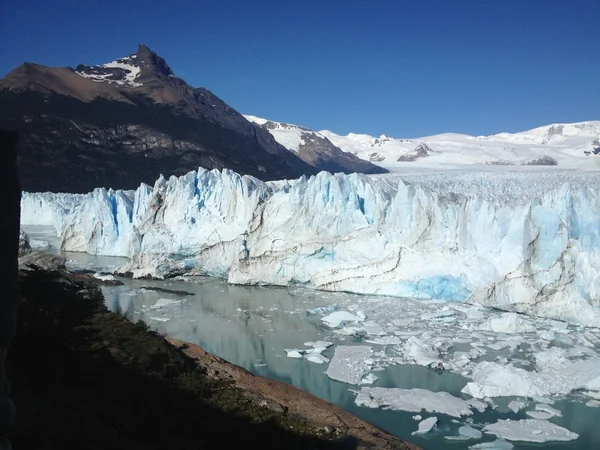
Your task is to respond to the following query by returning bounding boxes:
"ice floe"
[325,346,373,384]
[468,439,514,450]
[353,387,476,417]
[483,419,578,443]
[412,416,437,435]
[507,400,527,413]
[479,313,537,334]
[321,311,364,328]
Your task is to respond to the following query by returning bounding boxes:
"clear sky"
[1,0,598,137]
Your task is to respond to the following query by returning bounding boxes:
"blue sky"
[1,0,598,137]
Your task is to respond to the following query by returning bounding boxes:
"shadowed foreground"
[8,269,418,450]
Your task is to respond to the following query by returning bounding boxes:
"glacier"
[20,167,600,326]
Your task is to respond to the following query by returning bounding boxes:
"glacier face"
[21,167,600,326]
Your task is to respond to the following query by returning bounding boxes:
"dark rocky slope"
[8,268,419,450]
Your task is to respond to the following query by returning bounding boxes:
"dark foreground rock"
[0,129,20,450]
[9,269,420,450]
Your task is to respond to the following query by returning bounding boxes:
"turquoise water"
[100,277,600,450]
[22,225,600,450]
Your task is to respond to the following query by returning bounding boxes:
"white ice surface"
[325,346,373,385]
[353,387,475,417]
[468,439,514,450]
[459,425,483,439]
[483,419,578,443]
[507,400,527,413]
[319,121,600,170]
[462,352,600,399]
[412,416,437,435]
[21,167,600,326]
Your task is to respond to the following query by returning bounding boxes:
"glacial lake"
[23,225,600,450]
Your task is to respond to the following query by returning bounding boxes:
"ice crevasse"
[21,167,600,326]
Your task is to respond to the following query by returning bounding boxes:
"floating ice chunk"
[484,419,578,443]
[93,273,115,282]
[365,336,404,345]
[149,298,181,309]
[394,330,425,337]
[535,404,561,417]
[403,336,445,368]
[358,321,386,336]
[307,304,338,315]
[582,390,600,400]
[422,310,455,320]
[531,396,555,405]
[303,340,333,349]
[285,349,304,359]
[586,400,600,407]
[392,318,414,327]
[321,311,363,328]
[459,425,483,439]
[325,346,373,385]
[29,238,50,249]
[305,354,329,364]
[525,411,553,420]
[412,415,422,421]
[507,400,527,413]
[469,439,514,450]
[486,341,520,351]
[412,416,437,435]
[468,398,488,413]
[462,357,600,399]
[148,316,169,322]
[354,387,475,417]
[480,313,536,334]
[360,373,379,384]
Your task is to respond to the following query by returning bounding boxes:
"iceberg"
[483,419,578,443]
[21,167,600,325]
[353,386,476,417]
[412,416,437,435]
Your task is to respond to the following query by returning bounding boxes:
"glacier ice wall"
[21,168,600,326]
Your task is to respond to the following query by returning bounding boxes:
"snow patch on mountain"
[76,55,144,87]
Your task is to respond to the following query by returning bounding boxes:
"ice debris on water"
[326,346,373,384]
[468,439,514,450]
[353,387,475,418]
[307,304,338,315]
[412,416,437,435]
[321,311,364,328]
[483,419,578,443]
[507,400,527,413]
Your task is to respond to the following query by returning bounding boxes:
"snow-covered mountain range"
[244,115,386,175]
[245,115,600,170]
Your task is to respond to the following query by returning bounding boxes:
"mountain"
[243,115,387,175]
[0,44,319,193]
[319,121,600,169]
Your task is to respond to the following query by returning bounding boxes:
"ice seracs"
[21,166,600,326]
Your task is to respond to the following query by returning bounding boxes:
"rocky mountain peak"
[133,43,175,79]
[74,44,175,87]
